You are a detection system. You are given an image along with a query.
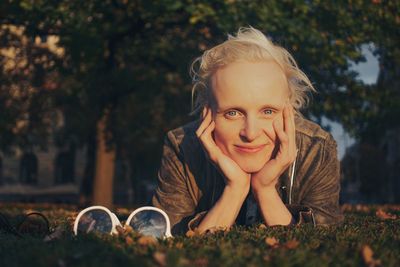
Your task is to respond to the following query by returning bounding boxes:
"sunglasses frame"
[73,205,172,238]
[0,212,51,238]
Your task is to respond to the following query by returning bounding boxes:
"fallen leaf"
[285,239,299,249]
[186,230,195,238]
[355,204,370,212]
[43,225,65,242]
[124,225,133,234]
[194,257,209,267]
[309,239,320,249]
[138,236,158,246]
[179,257,190,265]
[258,224,267,229]
[203,226,229,235]
[376,209,397,220]
[175,242,184,249]
[263,255,271,262]
[115,225,126,236]
[265,237,279,248]
[153,252,166,266]
[186,228,201,237]
[125,236,134,246]
[361,245,382,267]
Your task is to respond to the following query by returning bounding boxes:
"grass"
[0,204,399,267]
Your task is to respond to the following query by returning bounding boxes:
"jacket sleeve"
[152,131,201,235]
[290,135,344,225]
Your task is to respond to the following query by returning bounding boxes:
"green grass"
[1,204,399,267]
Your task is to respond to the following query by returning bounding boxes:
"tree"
[1,0,398,205]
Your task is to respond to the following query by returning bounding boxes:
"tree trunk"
[92,111,116,208]
[79,133,96,206]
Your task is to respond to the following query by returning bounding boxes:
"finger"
[283,104,291,133]
[290,105,296,133]
[283,103,296,157]
[199,121,221,162]
[202,106,208,119]
[288,105,297,158]
[196,107,212,137]
[273,115,288,148]
[274,126,293,169]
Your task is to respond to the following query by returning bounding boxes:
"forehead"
[211,60,288,109]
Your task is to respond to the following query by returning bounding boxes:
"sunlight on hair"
[190,27,316,116]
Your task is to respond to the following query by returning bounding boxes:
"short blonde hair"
[190,27,316,115]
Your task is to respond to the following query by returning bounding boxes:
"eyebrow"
[216,104,283,113]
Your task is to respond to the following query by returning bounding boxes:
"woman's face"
[211,60,289,173]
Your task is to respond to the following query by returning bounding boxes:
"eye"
[224,110,241,119]
[263,109,274,115]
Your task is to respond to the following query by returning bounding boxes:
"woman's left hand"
[251,104,297,192]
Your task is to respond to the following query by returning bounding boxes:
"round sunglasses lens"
[129,210,167,238]
[18,213,49,237]
[77,210,113,234]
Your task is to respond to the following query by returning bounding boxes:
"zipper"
[288,157,297,205]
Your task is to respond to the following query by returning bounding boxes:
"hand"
[251,104,297,192]
[196,107,251,190]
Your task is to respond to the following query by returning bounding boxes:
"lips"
[234,144,266,153]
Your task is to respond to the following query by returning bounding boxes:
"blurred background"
[0,0,399,207]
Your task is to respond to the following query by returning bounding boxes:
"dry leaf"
[263,255,271,262]
[376,209,397,220]
[138,236,158,246]
[265,237,279,248]
[186,230,195,237]
[309,239,321,249]
[355,204,370,212]
[285,239,299,249]
[204,226,226,235]
[258,224,267,229]
[125,236,134,246]
[194,257,209,267]
[186,228,201,237]
[153,252,166,266]
[43,225,65,242]
[115,225,126,236]
[362,245,382,267]
[178,257,190,265]
[124,225,133,234]
[175,242,184,249]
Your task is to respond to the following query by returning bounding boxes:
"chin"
[236,160,266,173]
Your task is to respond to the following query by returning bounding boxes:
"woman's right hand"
[196,107,251,191]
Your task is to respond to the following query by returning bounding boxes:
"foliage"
[2,0,398,152]
[1,1,399,203]
[0,204,400,267]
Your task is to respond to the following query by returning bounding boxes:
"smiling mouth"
[234,144,266,153]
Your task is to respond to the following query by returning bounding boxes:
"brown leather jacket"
[152,116,344,234]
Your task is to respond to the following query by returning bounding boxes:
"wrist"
[225,183,250,201]
[226,175,251,192]
[252,184,278,198]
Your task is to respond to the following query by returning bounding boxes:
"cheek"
[214,122,232,145]
[213,119,240,148]
[261,120,277,142]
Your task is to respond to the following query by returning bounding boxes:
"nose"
[239,117,262,142]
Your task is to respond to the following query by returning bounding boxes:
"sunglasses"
[0,212,51,238]
[73,206,172,238]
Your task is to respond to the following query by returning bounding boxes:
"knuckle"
[199,135,206,142]
[281,136,289,143]
[195,129,202,137]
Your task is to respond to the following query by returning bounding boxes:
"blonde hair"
[190,27,316,115]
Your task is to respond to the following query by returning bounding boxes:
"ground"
[0,204,399,267]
